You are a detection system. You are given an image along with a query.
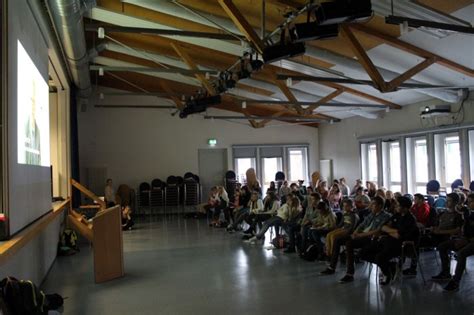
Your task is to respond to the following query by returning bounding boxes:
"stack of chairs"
[165,176,180,211]
[183,172,201,213]
[137,182,151,215]
[150,179,165,215]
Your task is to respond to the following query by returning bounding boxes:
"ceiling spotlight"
[385,107,390,113]
[205,72,210,80]
[98,27,105,39]
[330,119,334,125]
[181,95,186,101]
[98,67,104,76]
[99,92,104,100]
[286,77,293,87]
[242,101,247,109]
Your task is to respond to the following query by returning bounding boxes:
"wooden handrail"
[0,199,70,266]
[71,179,106,210]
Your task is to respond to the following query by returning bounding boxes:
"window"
[383,141,402,192]
[288,147,308,183]
[261,157,283,193]
[407,137,428,194]
[435,133,461,192]
[362,143,378,183]
[470,130,474,181]
[234,158,256,184]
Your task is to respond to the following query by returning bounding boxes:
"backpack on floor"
[58,229,79,256]
[271,235,288,249]
[300,244,319,261]
[0,277,46,315]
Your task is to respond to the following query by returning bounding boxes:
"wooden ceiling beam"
[305,89,344,113]
[217,0,266,54]
[349,23,474,77]
[340,25,388,92]
[171,43,217,95]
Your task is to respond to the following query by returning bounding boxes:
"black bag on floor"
[300,244,319,261]
[0,277,63,315]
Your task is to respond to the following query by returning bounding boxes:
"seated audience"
[339,178,351,197]
[247,196,301,244]
[328,184,342,211]
[121,204,134,230]
[411,194,430,227]
[431,193,474,291]
[299,193,321,252]
[351,179,363,196]
[279,181,291,203]
[242,191,279,238]
[354,187,371,221]
[366,181,378,198]
[267,181,277,194]
[291,183,305,203]
[317,181,329,200]
[298,180,307,196]
[321,197,391,283]
[309,200,337,259]
[404,192,464,276]
[359,196,419,285]
[323,199,359,259]
[224,188,242,228]
[229,191,261,232]
[385,190,397,213]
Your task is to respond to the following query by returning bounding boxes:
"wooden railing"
[0,199,70,266]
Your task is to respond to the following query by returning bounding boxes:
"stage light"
[263,42,306,63]
[290,22,339,42]
[98,27,105,39]
[179,95,222,118]
[242,101,247,109]
[312,0,372,25]
[98,67,104,76]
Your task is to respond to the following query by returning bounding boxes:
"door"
[198,149,228,201]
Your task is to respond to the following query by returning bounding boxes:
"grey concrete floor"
[42,216,474,315]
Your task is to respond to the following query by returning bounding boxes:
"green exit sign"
[208,139,217,146]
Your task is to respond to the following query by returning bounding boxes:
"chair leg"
[414,246,426,285]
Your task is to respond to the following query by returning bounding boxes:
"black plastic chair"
[150,179,164,213]
[138,182,151,214]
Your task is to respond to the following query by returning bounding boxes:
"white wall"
[318,96,474,187]
[78,88,319,192]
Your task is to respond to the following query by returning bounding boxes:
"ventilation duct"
[47,0,96,100]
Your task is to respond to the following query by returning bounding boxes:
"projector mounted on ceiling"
[419,104,451,118]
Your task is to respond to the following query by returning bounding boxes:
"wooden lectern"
[68,180,124,283]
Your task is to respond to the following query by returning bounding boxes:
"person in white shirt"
[242,191,280,238]
[247,195,301,243]
[104,179,115,207]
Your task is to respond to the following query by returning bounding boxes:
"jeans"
[329,235,351,270]
[284,222,301,250]
[325,228,350,256]
[310,229,331,256]
[438,239,474,282]
[345,236,372,275]
[359,236,402,277]
[256,216,283,239]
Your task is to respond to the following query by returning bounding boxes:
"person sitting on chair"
[411,193,431,227]
[321,198,359,270]
[104,179,115,207]
[358,196,419,285]
[432,193,474,291]
[309,200,337,259]
[404,192,464,276]
[337,197,392,283]
[299,193,321,252]
[242,191,280,239]
[121,204,134,231]
[247,196,300,244]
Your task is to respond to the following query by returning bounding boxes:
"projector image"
[419,104,451,118]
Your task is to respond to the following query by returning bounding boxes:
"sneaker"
[244,236,258,244]
[431,272,452,281]
[402,268,417,276]
[339,275,354,283]
[443,280,459,292]
[320,268,335,275]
